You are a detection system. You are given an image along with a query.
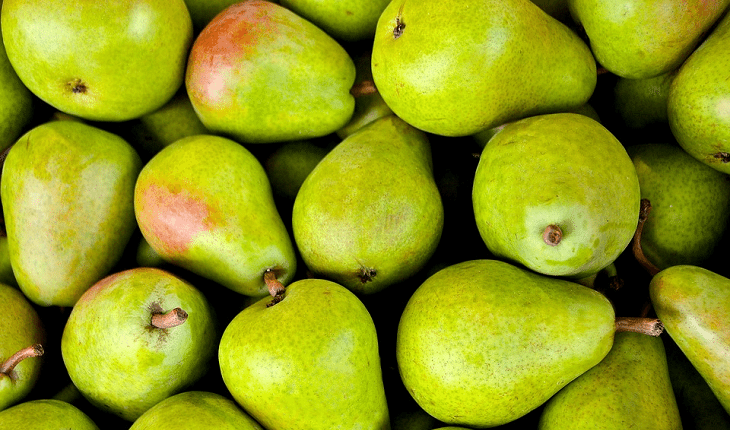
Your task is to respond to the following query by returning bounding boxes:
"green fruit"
[0,399,99,430]
[264,141,328,202]
[568,0,729,79]
[61,267,218,421]
[0,5,33,153]
[0,235,16,287]
[628,143,730,270]
[219,278,390,429]
[130,391,264,430]
[1,121,142,307]
[396,259,617,427]
[472,113,641,279]
[613,71,676,130]
[185,0,356,144]
[538,331,682,429]
[371,0,596,137]
[650,265,730,414]
[183,0,254,33]
[0,283,45,411]
[292,115,443,294]
[667,10,730,174]
[0,0,193,121]
[279,0,391,41]
[134,134,297,297]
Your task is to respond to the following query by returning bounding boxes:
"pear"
[0,283,45,411]
[278,0,391,42]
[1,0,192,121]
[627,143,730,270]
[538,331,682,429]
[472,113,641,279]
[129,391,263,430]
[396,259,662,428]
[185,0,356,144]
[568,0,729,79]
[134,134,297,297]
[1,121,142,307]
[667,10,730,174]
[0,234,16,287]
[183,0,253,33]
[650,265,730,414]
[0,5,33,153]
[264,141,329,202]
[218,278,390,429]
[292,115,444,295]
[371,0,596,137]
[613,70,676,130]
[60,267,218,421]
[0,399,99,430]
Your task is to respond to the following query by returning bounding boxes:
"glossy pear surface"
[0,399,99,430]
[396,259,616,427]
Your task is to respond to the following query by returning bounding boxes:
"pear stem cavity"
[614,317,664,337]
[542,224,563,246]
[631,199,661,276]
[264,269,286,307]
[151,307,188,329]
[350,80,378,97]
[0,344,44,375]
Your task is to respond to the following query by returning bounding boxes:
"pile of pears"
[1,0,729,428]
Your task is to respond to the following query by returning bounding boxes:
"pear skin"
[0,399,99,430]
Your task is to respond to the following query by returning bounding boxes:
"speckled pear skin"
[218,278,390,430]
[371,0,596,137]
[0,19,33,152]
[185,0,356,144]
[539,332,682,430]
[0,0,192,122]
[61,267,218,422]
[396,259,616,428]
[472,113,641,279]
[628,143,730,270]
[130,391,263,430]
[292,115,443,295]
[0,284,45,412]
[0,121,142,307]
[0,399,99,430]
[667,10,730,174]
[134,134,297,298]
[568,0,729,79]
[279,0,392,41]
[650,265,730,414]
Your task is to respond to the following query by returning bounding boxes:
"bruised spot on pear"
[66,78,87,94]
[393,17,405,39]
[138,183,220,256]
[713,152,730,163]
[358,267,377,284]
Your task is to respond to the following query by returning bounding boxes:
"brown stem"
[631,199,661,276]
[0,344,44,375]
[151,307,188,329]
[264,269,286,307]
[350,79,378,97]
[542,224,563,246]
[614,316,664,336]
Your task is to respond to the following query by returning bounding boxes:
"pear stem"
[631,199,661,277]
[151,307,188,329]
[614,317,664,336]
[0,344,44,375]
[350,79,378,97]
[264,269,286,307]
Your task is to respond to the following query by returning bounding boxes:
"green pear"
[396,259,662,427]
[129,391,263,430]
[0,399,99,430]
[650,265,730,414]
[1,0,192,121]
[279,0,391,41]
[292,115,444,294]
[185,0,356,144]
[613,70,676,130]
[530,0,573,23]
[134,134,297,297]
[627,143,730,270]
[218,278,390,429]
[664,335,730,429]
[371,0,596,137]
[1,121,142,307]
[391,407,439,430]
[135,235,167,268]
[538,331,682,429]
[264,141,329,202]
[183,0,264,33]
[667,10,730,174]
[61,267,218,421]
[472,113,641,279]
[0,283,45,411]
[567,0,729,79]
[0,3,33,153]
[0,234,16,287]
